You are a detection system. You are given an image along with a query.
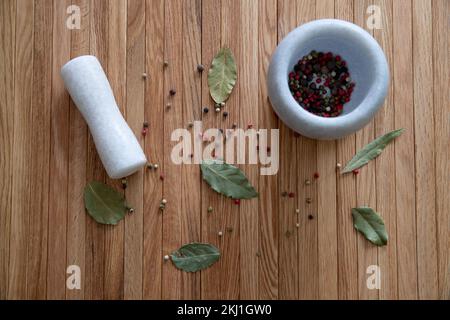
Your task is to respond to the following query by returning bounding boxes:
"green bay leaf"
[352,207,388,246]
[170,242,220,272]
[207,47,237,103]
[342,128,404,173]
[84,181,127,225]
[200,159,258,199]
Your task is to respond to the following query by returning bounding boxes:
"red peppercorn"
[142,128,148,136]
[313,172,320,179]
[352,169,359,175]
[247,124,253,129]
[288,192,295,198]
[160,174,164,180]
[234,199,240,205]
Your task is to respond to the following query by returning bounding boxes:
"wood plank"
[392,0,418,300]
[103,0,127,300]
[433,0,450,300]
[277,0,298,300]
[8,0,34,299]
[218,0,241,300]
[239,0,259,299]
[85,0,108,300]
[124,0,145,300]
[143,0,164,300]
[180,0,202,299]
[315,0,338,300]
[161,0,183,300]
[296,0,319,300]
[412,0,438,300]
[28,0,52,300]
[354,0,378,300]
[257,0,279,300]
[373,0,397,300]
[335,0,358,300]
[200,0,223,300]
[66,0,90,300]
[46,0,70,300]
[0,0,15,300]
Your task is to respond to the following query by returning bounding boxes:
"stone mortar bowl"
[267,19,389,140]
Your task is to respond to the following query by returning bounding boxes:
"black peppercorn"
[169,89,176,96]
[203,107,209,113]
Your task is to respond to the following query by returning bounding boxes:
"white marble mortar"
[267,19,389,140]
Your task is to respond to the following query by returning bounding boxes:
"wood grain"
[143,0,164,300]
[0,0,15,300]
[433,0,450,300]
[0,0,448,300]
[393,0,418,300]
[258,0,279,300]
[413,0,438,299]
[124,0,145,300]
[47,0,69,300]
[277,0,298,300]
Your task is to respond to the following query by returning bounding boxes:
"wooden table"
[0,0,448,300]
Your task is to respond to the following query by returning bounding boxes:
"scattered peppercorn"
[141,128,148,136]
[306,197,312,204]
[160,174,164,180]
[203,107,209,113]
[313,172,320,179]
[352,169,359,175]
[169,89,176,96]
[218,231,223,237]
[163,61,169,67]
[308,214,314,220]
[153,164,159,169]
[161,198,167,204]
[234,199,240,205]
[142,73,148,79]
[146,163,154,169]
[281,191,288,197]
[197,64,204,72]
[128,207,134,214]
[296,223,300,228]
[166,103,172,109]
[232,123,237,129]
[215,107,220,113]
[143,121,149,128]
[288,192,295,198]
[164,255,170,261]
[187,122,194,128]
[296,209,300,214]
[121,178,127,189]
[305,179,311,185]
[223,111,228,118]
[207,206,213,213]
[336,163,342,169]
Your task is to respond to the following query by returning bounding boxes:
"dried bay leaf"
[84,181,127,225]
[352,207,388,246]
[207,47,237,104]
[342,128,404,173]
[200,159,258,199]
[170,242,220,272]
